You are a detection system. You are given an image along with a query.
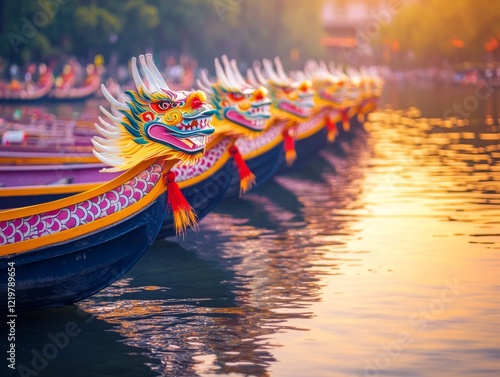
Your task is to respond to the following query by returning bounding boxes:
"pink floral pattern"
[172,137,231,181]
[296,109,326,136]
[235,122,284,156]
[0,163,163,245]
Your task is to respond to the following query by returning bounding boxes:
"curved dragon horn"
[319,60,329,72]
[196,79,211,94]
[263,58,281,83]
[215,57,231,89]
[130,56,152,96]
[230,59,247,86]
[303,64,313,80]
[99,105,122,125]
[101,83,127,110]
[289,70,301,82]
[199,69,213,88]
[221,55,239,88]
[328,61,337,75]
[295,70,307,82]
[246,68,260,88]
[145,53,170,90]
[92,148,124,168]
[305,60,322,79]
[254,65,268,86]
[97,116,119,133]
[316,61,329,79]
[196,70,213,93]
[139,54,160,93]
[347,66,359,80]
[95,121,119,139]
[274,57,289,81]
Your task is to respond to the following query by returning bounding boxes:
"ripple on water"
[75,108,499,377]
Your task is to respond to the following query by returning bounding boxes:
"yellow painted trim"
[178,138,235,188]
[0,159,175,256]
[0,159,155,220]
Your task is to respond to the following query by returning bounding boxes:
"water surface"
[4,83,500,376]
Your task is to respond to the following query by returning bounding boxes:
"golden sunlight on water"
[79,109,499,377]
[269,110,500,377]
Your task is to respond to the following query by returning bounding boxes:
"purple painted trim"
[0,163,163,245]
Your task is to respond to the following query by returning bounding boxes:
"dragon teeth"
[189,135,207,147]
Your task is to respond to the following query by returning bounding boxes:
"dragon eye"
[229,92,244,102]
[151,101,173,113]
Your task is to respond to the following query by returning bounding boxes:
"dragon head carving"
[247,57,314,123]
[196,55,272,137]
[303,60,351,108]
[93,54,215,172]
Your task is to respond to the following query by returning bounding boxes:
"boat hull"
[0,194,166,311]
[278,110,328,172]
[158,159,234,238]
[224,140,284,200]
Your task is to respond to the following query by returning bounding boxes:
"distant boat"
[49,72,101,101]
[0,73,54,102]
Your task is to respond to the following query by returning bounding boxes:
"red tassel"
[325,114,338,143]
[164,170,197,235]
[341,109,350,132]
[357,104,365,123]
[229,145,256,195]
[282,128,297,166]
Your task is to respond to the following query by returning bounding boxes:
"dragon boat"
[0,116,99,152]
[300,61,363,145]
[49,64,101,101]
[0,56,247,240]
[158,55,277,236]
[0,64,54,102]
[0,54,216,311]
[247,57,316,168]
[193,55,278,201]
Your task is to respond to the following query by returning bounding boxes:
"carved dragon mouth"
[278,97,314,118]
[319,88,347,104]
[224,103,271,132]
[146,109,216,154]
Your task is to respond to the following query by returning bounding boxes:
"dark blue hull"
[336,112,361,142]
[223,141,284,200]
[0,194,166,311]
[158,159,235,238]
[279,125,328,172]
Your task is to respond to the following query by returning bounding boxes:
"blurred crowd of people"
[0,51,198,93]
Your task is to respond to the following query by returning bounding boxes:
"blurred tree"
[381,0,500,66]
[0,0,325,70]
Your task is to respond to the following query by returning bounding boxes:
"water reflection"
[8,87,499,377]
[78,110,500,376]
[75,127,368,376]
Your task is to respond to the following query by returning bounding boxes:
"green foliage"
[0,0,325,69]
